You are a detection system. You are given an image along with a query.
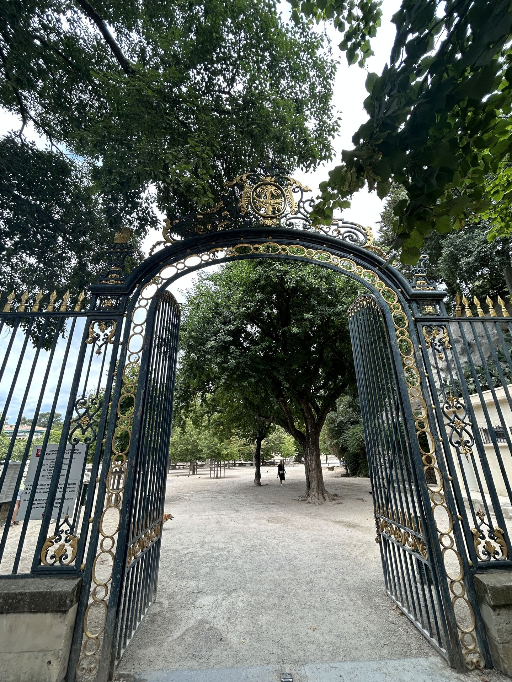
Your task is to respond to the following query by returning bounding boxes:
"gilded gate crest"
[230,172,304,224]
[153,166,385,258]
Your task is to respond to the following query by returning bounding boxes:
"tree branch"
[74,0,135,75]
[0,44,29,133]
[30,34,77,71]
[277,396,305,444]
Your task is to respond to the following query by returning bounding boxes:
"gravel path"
[116,464,507,681]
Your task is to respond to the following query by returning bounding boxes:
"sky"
[0,1,402,419]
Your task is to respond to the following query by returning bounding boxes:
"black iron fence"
[416,300,512,570]
[0,293,124,576]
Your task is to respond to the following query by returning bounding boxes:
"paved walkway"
[115,465,507,681]
[114,657,501,682]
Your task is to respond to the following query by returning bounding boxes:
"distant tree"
[178,389,274,486]
[176,259,360,503]
[36,412,63,428]
[325,393,368,477]
[170,402,252,472]
[169,418,207,465]
[261,427,296,462]
[379,183,512,301]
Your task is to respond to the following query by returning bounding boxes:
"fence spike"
[498,296,510,317]
[462,294,472,317]
[18,291,29,313]
[46,291,57,312]
[59,290,70,312]
[3,291,15,312]
[74,291,86,311]
[31,291,44,312]
[454,293,462,317]
[485,296,497,317]
[474,296,484,317]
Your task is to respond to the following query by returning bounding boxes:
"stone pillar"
[474,570,512,676]
[0,577,81,682]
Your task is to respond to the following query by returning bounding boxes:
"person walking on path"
[277,459,286,485]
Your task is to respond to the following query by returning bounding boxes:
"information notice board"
[18,443,86,521]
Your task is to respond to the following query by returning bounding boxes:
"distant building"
[2,424,45,439]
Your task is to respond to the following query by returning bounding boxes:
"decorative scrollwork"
[410,254,436,290]
[126,523,162,566]
[41,514,78,566]
[85,320,117,355]
[149,167,386,258]
[442,392,475,462]
[98,229,134,285]
[94,296,123,311]
[422,304,438,315]
[472,510,508,561]
[423,325,451,359]
[375,505,427,558]
[69,394,102,445]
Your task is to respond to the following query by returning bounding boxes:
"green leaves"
[294,0,512,260]
[364,71,378,94]
[287,0,382,66]
[0,135,121,297]
[1,0,339,243]
[176,260,360,450]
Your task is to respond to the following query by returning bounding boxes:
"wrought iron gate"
[69,289,181,681]
[2,167,511,681]
[348,293,491,670]
[109,291,180,675]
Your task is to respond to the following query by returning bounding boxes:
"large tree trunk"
[254,435,262,486]
[277,395,337,504]
[301,422,336,504]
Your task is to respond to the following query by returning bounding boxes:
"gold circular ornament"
[250,182,287,220]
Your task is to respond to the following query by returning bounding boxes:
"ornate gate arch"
[1,168,505,680]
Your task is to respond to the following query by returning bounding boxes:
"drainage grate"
[280,675,293,682]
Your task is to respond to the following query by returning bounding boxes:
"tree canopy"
[0,135,140,297]
[175,259,360,502]
[379,183,512,302]
[1,0,338,226]
[292,0,512,262]
[325,391,368,477]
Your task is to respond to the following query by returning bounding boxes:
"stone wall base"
[474,570,512,677]
[0,577,81,682]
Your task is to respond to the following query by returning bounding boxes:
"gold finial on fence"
[32,292,44,312]
[59,290,70,312]
[46,291,58,312]
[74,291,86,311]
[474,296,485,317]
[485,296,497,317]
[454,293,462,317]
[2,291,15,312]
[462,295,473,317]
[498,296,510,317]
[18,291,29,313]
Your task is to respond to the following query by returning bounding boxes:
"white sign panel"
[18,443,86,521]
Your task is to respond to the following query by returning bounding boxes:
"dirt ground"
[116,464,508,681]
